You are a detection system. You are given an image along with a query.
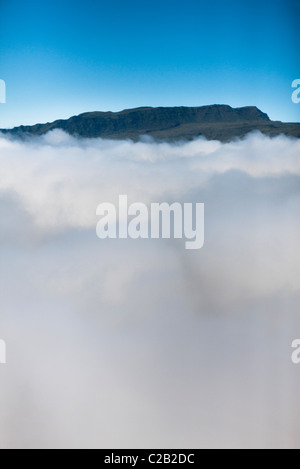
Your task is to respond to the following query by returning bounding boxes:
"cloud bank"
[0,131,300,449]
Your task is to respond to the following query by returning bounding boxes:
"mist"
[0,131,300,449]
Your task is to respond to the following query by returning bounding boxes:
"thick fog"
[0,131,300,449]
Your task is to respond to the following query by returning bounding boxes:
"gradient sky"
[0,0,299,128]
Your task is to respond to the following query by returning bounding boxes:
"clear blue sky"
[0,0,299,128]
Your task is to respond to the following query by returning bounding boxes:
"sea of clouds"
[0,130,300,449]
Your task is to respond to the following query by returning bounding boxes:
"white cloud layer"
[0,131,300,449]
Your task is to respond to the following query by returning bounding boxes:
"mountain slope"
[2,105,300,142]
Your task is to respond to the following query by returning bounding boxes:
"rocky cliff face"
[2,105,300,141]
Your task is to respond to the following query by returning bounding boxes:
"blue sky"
[0,0,299,128]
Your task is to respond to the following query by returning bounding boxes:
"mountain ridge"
[2,105,300,142]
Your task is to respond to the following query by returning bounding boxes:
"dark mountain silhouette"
[2,105,300,142]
